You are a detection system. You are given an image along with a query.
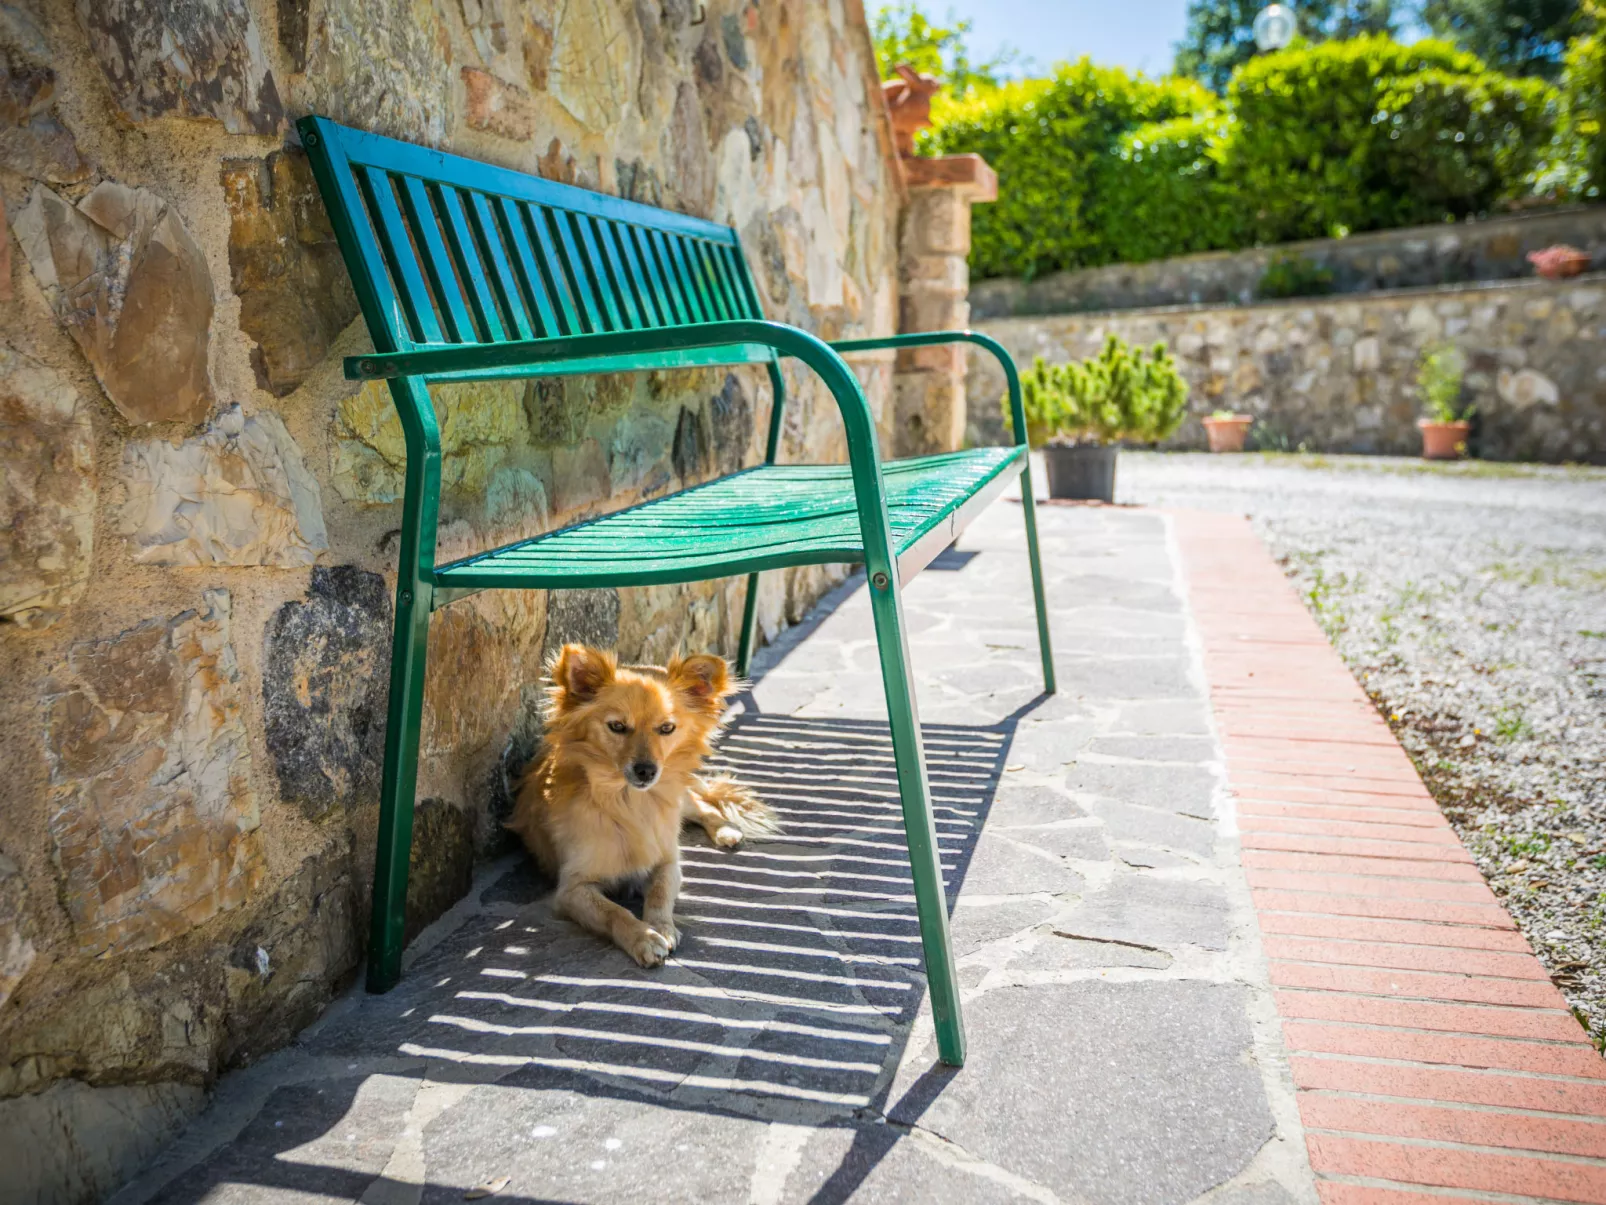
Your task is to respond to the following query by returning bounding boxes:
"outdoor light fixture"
[1252,4,1297,51]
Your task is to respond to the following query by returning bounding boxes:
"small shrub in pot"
[1010,335,1188,500]
[1416,341,1474,460]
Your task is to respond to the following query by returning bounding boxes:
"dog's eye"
[606,719,629,734]
[656,722,676,735]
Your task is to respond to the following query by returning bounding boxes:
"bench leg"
[736,571,761,680]
[1018,458,1057,695]
[868,566,966,1066]
[367,582,433,993]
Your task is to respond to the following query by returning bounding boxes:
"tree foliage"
[1420,0,1585,79]
[1533,0,1606,195]
[923,36,1554,280]
[1174,0,1403,92]
[869,2,1018,95]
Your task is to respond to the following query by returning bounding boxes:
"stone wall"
[967,275,1606,463]
[0,2,904,1200]
[971,206,1606,320]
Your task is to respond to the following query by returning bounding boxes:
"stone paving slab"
[113,494,1315,1205]
[1173,511,1606,1205]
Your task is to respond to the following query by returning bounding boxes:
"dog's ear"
[667,653,733,711]
[549,644,616,710]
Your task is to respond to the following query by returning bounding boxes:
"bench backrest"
[298,116,767,366]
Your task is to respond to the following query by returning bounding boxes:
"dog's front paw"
[625,925,673,967]
[712,824,743,848]
[647,918,681,950]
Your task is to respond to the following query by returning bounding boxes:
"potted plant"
[1203,409,1254,453]
[1012,335,1188,502]
[1416,341,1473,460]
[1528,245,1591,279]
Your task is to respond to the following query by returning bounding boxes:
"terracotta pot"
[1418,419,1470,460]
[1528,246,1591,279]
[1043,443,1117,501]
[1203,415,1253,453]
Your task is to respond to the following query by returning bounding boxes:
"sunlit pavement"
[111,478,1317,1205]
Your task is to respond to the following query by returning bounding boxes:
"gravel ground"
[1118,451,1606,1043]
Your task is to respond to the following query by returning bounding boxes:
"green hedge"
[923,63,1217,280]
[1224,38,1552,243]
[922,36,1557,280]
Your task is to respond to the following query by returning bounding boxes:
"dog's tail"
[689,774,781,839]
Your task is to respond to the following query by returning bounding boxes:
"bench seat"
[434,446,1024,595]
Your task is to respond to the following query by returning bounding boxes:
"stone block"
[300,0,451,144]
[0,851,35,1009]
[331,378,528,505]
[263,566,392,819]
[887,981,1273,1205]
[14,181,214,426]
[608,409,673,496]
[543,587,619,656]
[0,1078,206,1205]
[43,591,263,957]
[221,151,361,396]
[406,797,475,941]
[461,66,536,141]
[548,0,637,132]
[0,7,90,183]
[120,405,327,567]
[0,346,95,623]
[1059,873,1231,951]
[1498,367,1560,409]
[550,438,610,514]
[77,0,284,134]
[222,836,360,1066]
[902,187,969,256]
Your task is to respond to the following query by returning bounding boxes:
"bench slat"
[359,166,445,344]
[397,176,474,343]
[572,214,626,332]
[631,226,682,325]
[548,209,605,333]
[519,203,582,336]
[493,195,559,338]
[468,190,535,341]
[435,184,507,342]
[595,218,645,330]
[656,231,705,323]
[704,242,743,319]
[723,243,763,316]
[612,222,662,326]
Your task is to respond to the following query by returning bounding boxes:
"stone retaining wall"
[971,207,1606,320]
[967,275,1606,462]
[0,2,902,1199]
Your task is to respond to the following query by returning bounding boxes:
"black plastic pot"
[1042,443,1117,502]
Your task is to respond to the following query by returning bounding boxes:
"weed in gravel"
[1494,707,1533,742]
[1305,566,1350,636]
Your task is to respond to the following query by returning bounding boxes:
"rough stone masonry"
[0,3,957,1201]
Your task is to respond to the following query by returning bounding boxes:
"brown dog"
[508,644,775,967]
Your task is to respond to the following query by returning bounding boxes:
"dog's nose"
[629,760,659,787]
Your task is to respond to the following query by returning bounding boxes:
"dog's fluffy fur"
[508,644,775,967]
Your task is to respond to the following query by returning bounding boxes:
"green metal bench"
[300,115,1054,1067]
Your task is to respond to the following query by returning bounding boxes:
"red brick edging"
[1173,511,1606,1205]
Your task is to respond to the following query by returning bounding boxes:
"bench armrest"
[830,331,1027,449]
[345,320,906,596]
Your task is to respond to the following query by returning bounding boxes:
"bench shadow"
[218,707,1035,1204]
[399,707,1013,1112]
